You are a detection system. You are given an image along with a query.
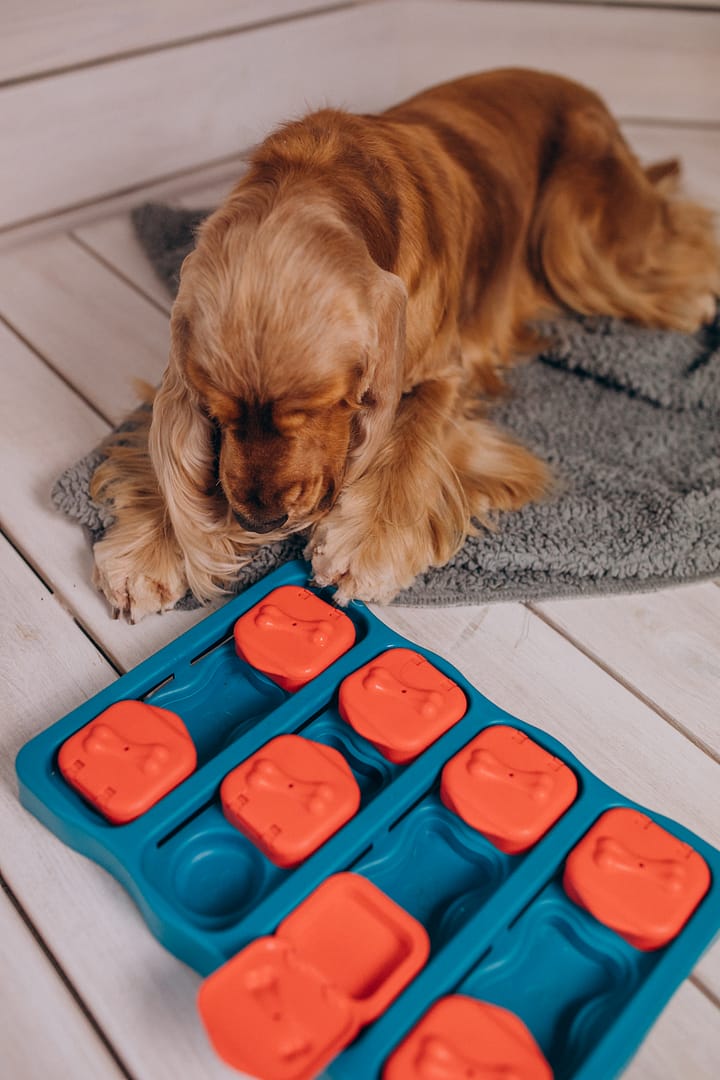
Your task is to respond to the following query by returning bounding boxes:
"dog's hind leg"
[532,105,719,332]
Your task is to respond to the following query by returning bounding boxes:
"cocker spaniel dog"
[91,68,719,620]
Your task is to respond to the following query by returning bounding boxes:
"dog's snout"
[230,485,292,533]
[232,508,289,534]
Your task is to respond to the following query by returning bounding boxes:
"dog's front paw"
[308,518,419,606]
[92,533,189,622]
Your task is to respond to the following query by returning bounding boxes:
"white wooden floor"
[1,3,719,1079]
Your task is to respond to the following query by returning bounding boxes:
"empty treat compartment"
[143,732,365,928]
[348,726,579,951]
[143,800,285,930]
[144,636,288,763]
[457,878,659,1078]
[352,791,514,950]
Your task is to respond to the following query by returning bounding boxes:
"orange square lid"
[198,936,358,1080]
[383,996,553,1079]
[58,700,197,824]
[220,735,361,867]
[563,807,712,950]
[338,649,467,764]
[279,873,430,1025]
[440,725,577,854]
[233,586,356,691]
[382,993,552,1080]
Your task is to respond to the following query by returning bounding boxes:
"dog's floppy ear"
[348,267,407,477]
[149,303,235,596]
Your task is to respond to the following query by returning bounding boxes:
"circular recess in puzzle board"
[171,832,264,922]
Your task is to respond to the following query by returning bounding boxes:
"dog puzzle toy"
[16,562,720,1080]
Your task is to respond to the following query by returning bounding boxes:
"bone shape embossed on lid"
[58,701,197,824]
[593,836,688,892]
[245,756,336,816]
[82,722,171,776]
[382,995,553,1080]
[221,735,361,867]
[233,585,356,691]
[362,664,444,720]
[254,603,333,647]
[466,747,556,801]
[338,648,467,763]
[563,807,711,950]
[440,725,577,854]
[198,875,430,1080]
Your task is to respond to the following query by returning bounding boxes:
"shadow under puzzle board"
[15,560,720,1080]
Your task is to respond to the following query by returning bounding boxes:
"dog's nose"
[232,509,289,534]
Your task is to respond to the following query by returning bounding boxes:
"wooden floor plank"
[1,0,342,82]
[0,3,396,227]
[535,585,720,760]
[70,174,243,313]
[0,320,210,672]
[0,885,128,1080]
[72,219,174,313]
[623,980,720,1080]
[0,155,247,253]
[3,0,719,226]
[396,1,720,123]
[0,235,170,423]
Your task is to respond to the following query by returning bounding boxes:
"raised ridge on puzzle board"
[15,560,720,1080]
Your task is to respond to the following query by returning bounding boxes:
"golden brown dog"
[91,68,719,620]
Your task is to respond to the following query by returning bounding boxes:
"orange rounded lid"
[440,725,577,854]
[338,648,467,763]
[383,995,553,1079]
[58,700,196,824]
[221,735,361,867]
[198,936,357,1080]
[233,586,356,692]
[563,807,711,950]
